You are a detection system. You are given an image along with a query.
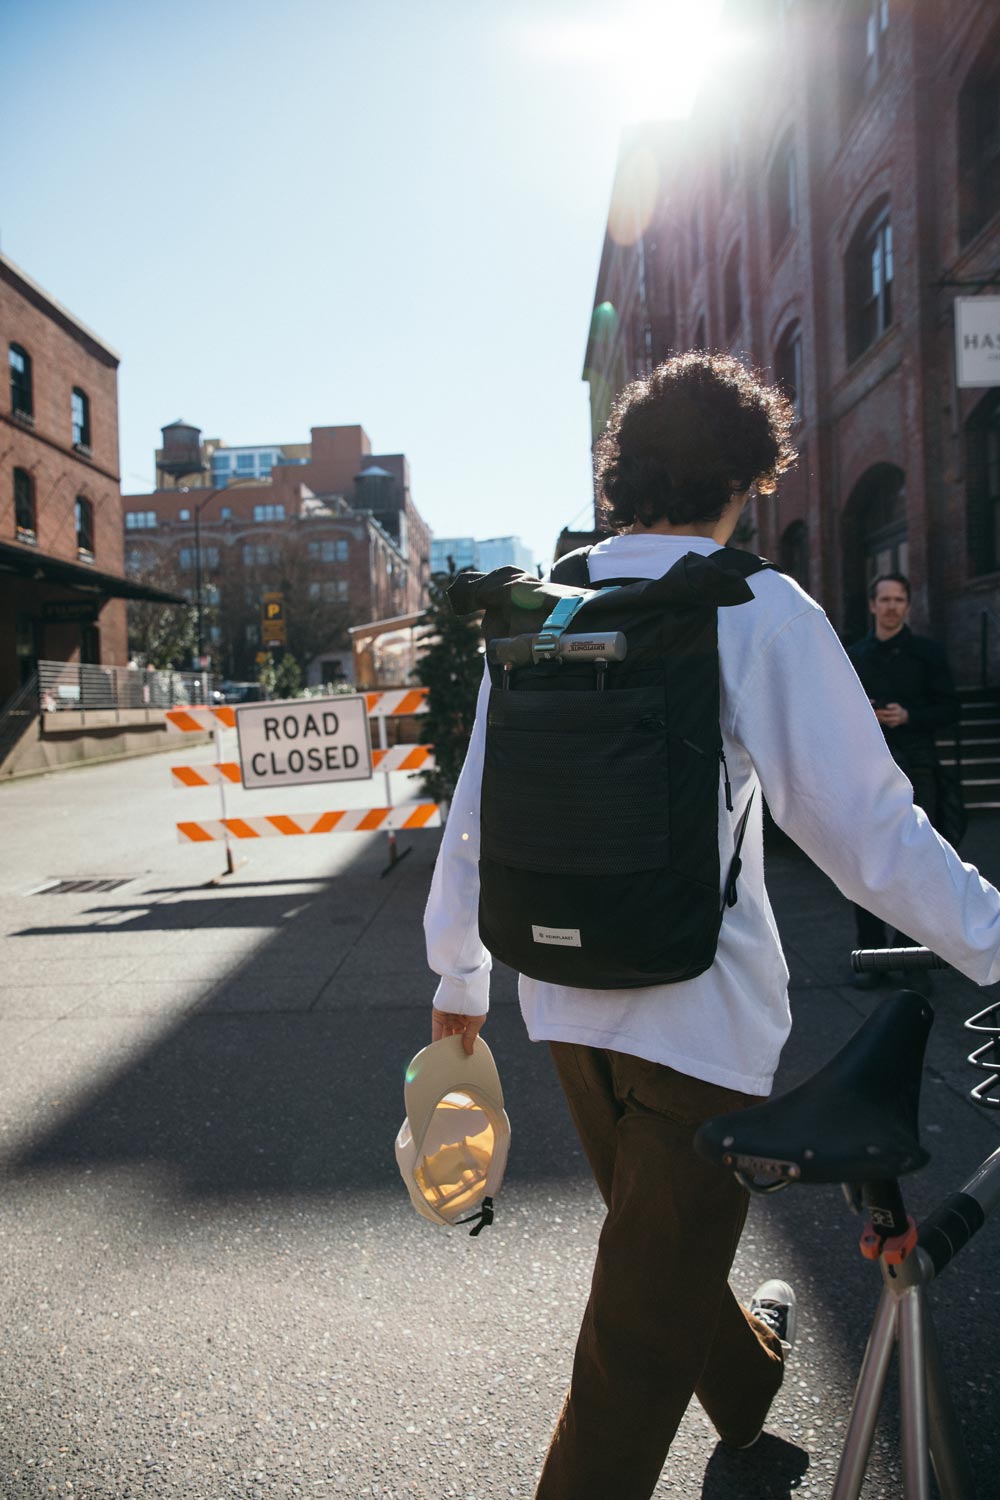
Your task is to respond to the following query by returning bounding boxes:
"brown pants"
[535,1044,785,1500]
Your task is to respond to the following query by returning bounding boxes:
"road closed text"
[235,696,373,789]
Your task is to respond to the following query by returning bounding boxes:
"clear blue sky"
[1,0,723,568]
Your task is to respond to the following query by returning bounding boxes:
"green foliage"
[258,652,304,701]
[126,559,197,668]
[415,566,483,803]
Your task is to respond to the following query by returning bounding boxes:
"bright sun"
[519,1,731,124]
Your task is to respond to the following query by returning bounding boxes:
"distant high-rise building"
[430,537,478,574]
[477,536,535,574]
[430,535,534,575]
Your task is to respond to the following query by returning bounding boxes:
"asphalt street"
[1,735,999,1500]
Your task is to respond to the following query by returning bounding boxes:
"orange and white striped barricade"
[167,690,437,875]
[166,705,242,876]
[169,744,435,789]
[177,802,441,842]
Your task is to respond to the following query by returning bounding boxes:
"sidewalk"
[1,749,998,1498]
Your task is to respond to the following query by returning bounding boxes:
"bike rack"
[965,998,1000,1109]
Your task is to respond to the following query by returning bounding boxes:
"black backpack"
[447,546,773,990]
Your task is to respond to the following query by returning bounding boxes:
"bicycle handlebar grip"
[851,947,948,973]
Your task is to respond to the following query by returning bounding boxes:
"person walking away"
[847,573,961,985]
[422,354,1000,1500]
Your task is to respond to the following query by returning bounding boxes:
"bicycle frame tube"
[917,1144,1000,1278]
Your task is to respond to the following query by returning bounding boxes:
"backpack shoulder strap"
[549,546,593,588]
[711,547,778,579]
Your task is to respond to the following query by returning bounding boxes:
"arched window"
[774,321,803,421]
[9,344,33,420]
[75,496,95,560]
[768,131,797,257]
[14,467,36,542]
[965,390,1000,575]
[71,387,91,451]
[724,243,742,342]
[779,520,809,592]
[842,464,906,638]
[845,199,893,361]
[958,35,1000,246]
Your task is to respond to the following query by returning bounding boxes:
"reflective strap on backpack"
[533,586,622,663]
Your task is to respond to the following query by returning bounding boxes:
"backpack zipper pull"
[595,658,608,691]
[502,662,513,691]
[719,748,734,812]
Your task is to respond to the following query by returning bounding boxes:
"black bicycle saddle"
[695,991,933,1185]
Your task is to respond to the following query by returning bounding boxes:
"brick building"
[122,422,432,683]
[0,255,179,702]
[582,0,1000,682]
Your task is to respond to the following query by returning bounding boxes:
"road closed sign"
[235,695,373,790]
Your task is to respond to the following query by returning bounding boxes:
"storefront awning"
[0,542,185,604]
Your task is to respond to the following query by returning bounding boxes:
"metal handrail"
[36,660,219,720]
[0,670,40,765]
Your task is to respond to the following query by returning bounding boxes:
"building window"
[308,538,341,562]
[774,321,803,421]
[246,623,259,644]
[179,508,191,520]
[846,202,893,362]
[71,388,91,451]
[220,506,232,520]
[253,503,285,522]
[768,131,797,257]
[179,545,220,570]
[125,510,157,529]
[243,542,278,567]
[236,453,256,473]
[336,578,349,601]
[9,344,33,420]
[76,496,95,559]
[844,0,889,115]
[14,467,36,542]
[966,392,1000,575]
[723,244,742,342]
[258,453,274,476]
[958,42,1000,246]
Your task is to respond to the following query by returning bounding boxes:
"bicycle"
[695,946,1000,1500]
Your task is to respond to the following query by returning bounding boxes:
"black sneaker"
[749,1279,797,1353]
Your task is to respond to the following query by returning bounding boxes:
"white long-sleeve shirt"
[424,533,1000,1095]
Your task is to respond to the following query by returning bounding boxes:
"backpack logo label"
[532,925,581,948]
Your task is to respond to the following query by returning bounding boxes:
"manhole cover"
[34,878,133,895]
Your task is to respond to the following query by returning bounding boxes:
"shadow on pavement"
[701,1434,810,1497]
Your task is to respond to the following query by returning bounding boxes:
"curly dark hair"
[594,352,797,531]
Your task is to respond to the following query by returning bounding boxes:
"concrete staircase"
[938,688,1000,810]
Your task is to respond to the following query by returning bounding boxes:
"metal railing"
[37,660,220,718]
[0,670,40,766]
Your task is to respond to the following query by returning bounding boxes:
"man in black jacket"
[847,572,960,978]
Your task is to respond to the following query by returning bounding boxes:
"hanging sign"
[955,297,1000,388]
[261,591,286,646]
[235,694,373,790]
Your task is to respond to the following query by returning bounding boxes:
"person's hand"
[875,702,909,728]
[432,1008,486,1055]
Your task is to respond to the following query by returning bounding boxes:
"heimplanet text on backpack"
[447,547,771,990]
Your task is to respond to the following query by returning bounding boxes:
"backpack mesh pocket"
[481,685,669,875]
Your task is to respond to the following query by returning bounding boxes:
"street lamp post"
[193,486,227,668]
